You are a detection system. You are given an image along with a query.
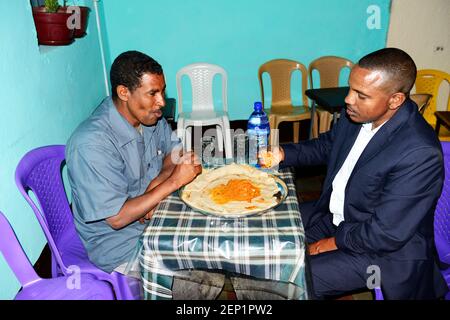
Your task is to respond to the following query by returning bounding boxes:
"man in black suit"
[260,48,448,299]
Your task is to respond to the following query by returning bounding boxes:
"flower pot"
[32,7,74,46]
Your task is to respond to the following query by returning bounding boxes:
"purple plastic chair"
[374,287,383,300]
[15,145,141,300]
[0,211,115,300]
[435,141,450,300]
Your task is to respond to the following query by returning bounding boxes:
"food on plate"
[181,163,280,216]
[209,179,261,204]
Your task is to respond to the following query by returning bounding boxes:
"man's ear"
[388,92,406,110]
[116,85,129,102]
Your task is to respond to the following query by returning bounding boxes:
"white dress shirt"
[329,122,385,226]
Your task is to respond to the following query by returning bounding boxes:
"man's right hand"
[169,151,202,188]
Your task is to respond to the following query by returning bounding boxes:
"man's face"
[124,73,166,127]
[345,65,397,128]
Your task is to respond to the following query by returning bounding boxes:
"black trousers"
[299,201,373,299]
[299,201,449,299]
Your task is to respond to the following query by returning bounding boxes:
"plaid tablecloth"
[135,168,309,300]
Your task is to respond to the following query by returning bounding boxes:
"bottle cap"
[254,102,263,111]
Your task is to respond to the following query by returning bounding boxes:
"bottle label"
[247,131,269,167]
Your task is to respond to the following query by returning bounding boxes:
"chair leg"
[312,112,319,139]
[293,121,300,143]
[111,272,142,300]
[319,112,332,134]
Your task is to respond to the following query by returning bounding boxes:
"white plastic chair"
[176,63,233,160]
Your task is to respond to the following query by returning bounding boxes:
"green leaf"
[44,0,60,13]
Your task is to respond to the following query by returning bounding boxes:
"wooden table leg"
[435,119,441,135]
[309,102,316,140]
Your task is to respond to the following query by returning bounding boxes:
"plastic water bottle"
[247,102,270,167]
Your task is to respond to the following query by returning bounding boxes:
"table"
[435,111,450,135]
[305,86,349,138]
[130,168,309,300]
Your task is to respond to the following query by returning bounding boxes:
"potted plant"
[32,0,74,45]
[63,0,91,38]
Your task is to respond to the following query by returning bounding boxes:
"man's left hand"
[139,208,156,224]
[308,237,337,255]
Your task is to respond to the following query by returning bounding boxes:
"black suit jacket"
[282,99,448,299]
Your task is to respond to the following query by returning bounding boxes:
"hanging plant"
[44,0,60,13]
[32,0,74,45]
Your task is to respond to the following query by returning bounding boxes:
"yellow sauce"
[209,179,261,205]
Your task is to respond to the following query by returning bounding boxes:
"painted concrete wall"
[0,0,105,299]
[387,0,450,111]
[102,0,391,120]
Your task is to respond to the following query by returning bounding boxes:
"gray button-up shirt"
[66,97,179,273]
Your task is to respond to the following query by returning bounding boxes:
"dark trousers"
[299,201,449,299]
[299,201,373,299]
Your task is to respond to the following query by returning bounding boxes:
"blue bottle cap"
[254,102,263,111]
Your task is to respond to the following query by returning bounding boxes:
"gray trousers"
[172,270,304,300]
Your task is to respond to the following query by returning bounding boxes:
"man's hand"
[258,146,285,168]
[308,237,337,256]
[139,208,156,224]
[169,152,202,189]
[138,151,201,225]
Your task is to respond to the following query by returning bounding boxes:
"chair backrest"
[410,93,432,115]
[435,141,450,265]
[308,56,354,89]
[15,145,142,300]
[258,59,309,110]
[0,211,40,287]
[176,63,228,114]
[415,69,450,125]
[15,145,73,275]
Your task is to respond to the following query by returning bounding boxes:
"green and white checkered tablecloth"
[136,168,309,300]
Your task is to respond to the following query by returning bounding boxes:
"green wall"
[0,0,105,299]
[102,0,391,120]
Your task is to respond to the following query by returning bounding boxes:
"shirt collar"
[361,121,387,134]
[105,97,143,147]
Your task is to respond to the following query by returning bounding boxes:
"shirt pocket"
[151,152,164,168]
[146,152,165,179]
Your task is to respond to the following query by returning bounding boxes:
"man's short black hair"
[110,51,163,99]
[358,47,417,94]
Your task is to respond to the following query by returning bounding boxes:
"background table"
[305,86,349,138]
[435,111,450,135]
[132,167,309,300]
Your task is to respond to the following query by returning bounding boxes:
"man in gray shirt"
[66,51,201,274]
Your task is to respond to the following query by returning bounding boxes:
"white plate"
[179,175,288,218]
